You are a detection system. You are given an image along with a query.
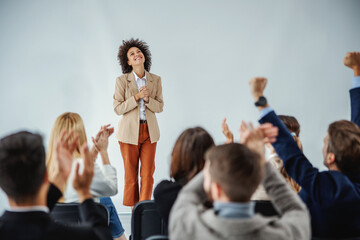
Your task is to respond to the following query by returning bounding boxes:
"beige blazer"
[113,71,163,145]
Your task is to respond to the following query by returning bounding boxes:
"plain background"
[1,0,360,213]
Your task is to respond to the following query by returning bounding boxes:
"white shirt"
[64,158,118,203]
[8,206,49,213]
[133,71,147,120]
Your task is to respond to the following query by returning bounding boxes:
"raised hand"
[344,52,360,76]
[50,130,79,191]
[239,121,278,163]
[73,143,94,202]
[249,77,267,101]
[258,123,278,143]
[222,118,234,143]
[92,129,109,154]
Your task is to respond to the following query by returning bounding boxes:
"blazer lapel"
[145,71,154,95]
[127,72,139,95]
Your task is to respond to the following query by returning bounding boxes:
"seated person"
[222,118,301,201]
[0,130,112,240]
[46,112,126,240]
[249,51,360,238]
[154,127,214,226]
[169,124,310,240]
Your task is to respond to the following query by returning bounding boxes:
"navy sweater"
[258,87,360,238]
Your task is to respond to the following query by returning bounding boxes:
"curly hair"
[117,38,152,74]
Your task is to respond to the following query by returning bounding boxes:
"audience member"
[249,51,360,238]
[0,130,113,240]
[154,127,214,226]
[46,112,126,240]
[169,123,310,240]
[222,118,301,201]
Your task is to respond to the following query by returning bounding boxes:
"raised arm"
[73,144,113,240]
[249,77,339,202]
[344,52,360,126]
[240,123,310,239]
[90,127,118,196]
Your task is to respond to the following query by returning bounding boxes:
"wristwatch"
[255,96,267,107]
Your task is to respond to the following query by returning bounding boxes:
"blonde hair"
[46,112,87,197]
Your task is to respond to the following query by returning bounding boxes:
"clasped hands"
[135,86,149,103]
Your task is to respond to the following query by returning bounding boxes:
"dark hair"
[279,115,303,151]
[278,115,300,137]
[170,127,214,183]
[117,38,152,74]
[0,131,46,203]
[327,120,360,175]
[206,143,264,202]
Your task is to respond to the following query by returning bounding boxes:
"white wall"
[1,0,360,213]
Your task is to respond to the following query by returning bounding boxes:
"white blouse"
[64,158,118,203]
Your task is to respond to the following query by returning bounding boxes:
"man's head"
[203,143,264,203]
[322,120,360,175]
[0,131,47,204]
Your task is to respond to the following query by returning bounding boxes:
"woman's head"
[278,115,302,193]
[170,127,215,183]
[117,38,152,74]
[46,112,87,168]
[278,115,302,150]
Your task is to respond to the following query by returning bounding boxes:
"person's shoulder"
[148,72,161,81]
[116,73,131,81]
[154,180,181,196]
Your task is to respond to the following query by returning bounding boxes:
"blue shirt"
[213,201,255,219]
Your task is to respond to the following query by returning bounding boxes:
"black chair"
[254,200,279,217]
[50,202,109,225]
[145,235,169,240]
[129,200,167,240]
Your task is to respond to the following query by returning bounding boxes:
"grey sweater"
[169,163,311,240]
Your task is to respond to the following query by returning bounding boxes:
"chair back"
[130,200,167,240]
[145,235,169,240]
[254,200,279,217]
[50,202,109,225]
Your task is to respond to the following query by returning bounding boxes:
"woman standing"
[113,38,164,208]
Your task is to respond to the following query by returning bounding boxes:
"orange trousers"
[119,123,157,206]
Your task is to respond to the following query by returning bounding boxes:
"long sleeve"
[64,159,118,203]
[169,172,207,238]
[113,76,138,116]
[263,162,311,239]
[145,77,164,113]
[47,183,63,211]
[259,111,348,204]
[350,87,360,126]
[89,163,118,198]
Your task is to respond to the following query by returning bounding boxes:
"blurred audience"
[0,131,113,239]
[46,112,126,240]
[169,123,310,240]
[250,52,360,238]
[154,127,214,226]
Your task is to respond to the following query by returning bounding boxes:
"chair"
[254,200,279,217]
[145,235,169,240]
[129,200,167,240]
[50,202,109,225]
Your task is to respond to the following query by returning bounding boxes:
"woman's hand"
[222,118,234,143]
[91,125,113,154]
[135,87,149,102]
